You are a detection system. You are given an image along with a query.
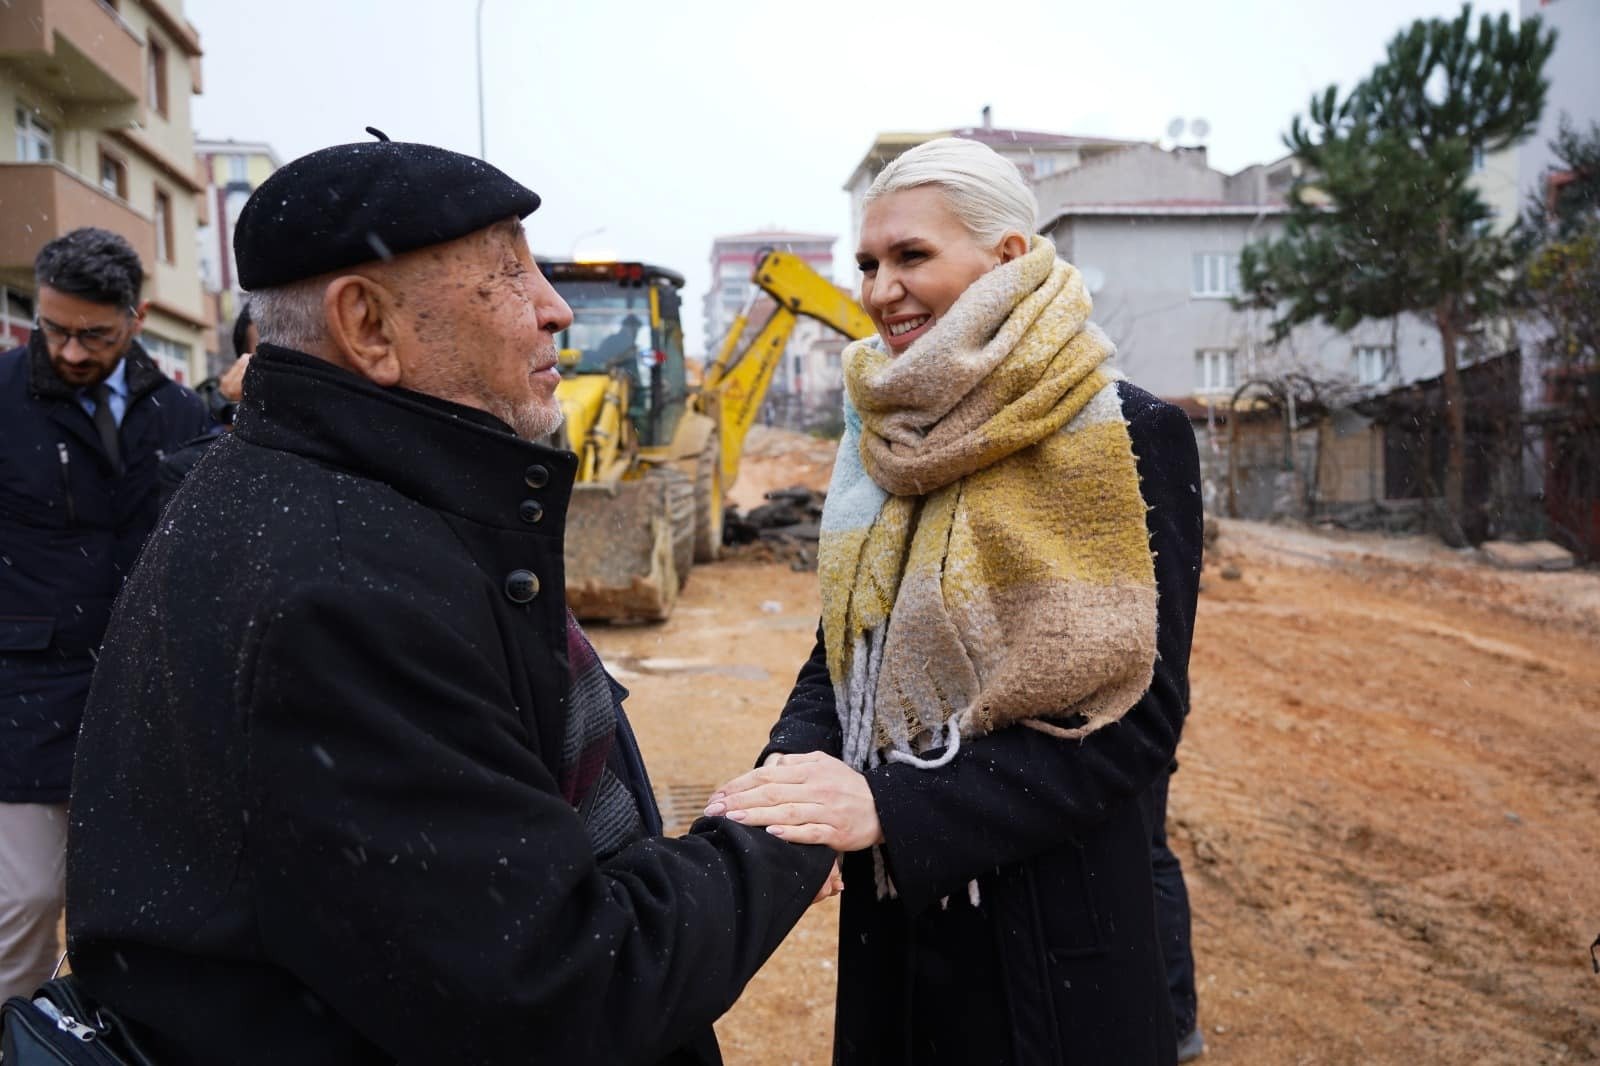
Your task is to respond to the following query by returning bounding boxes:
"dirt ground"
[585,427,1600,1065]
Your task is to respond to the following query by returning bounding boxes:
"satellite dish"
[1166,117,1186,141]
[1080,265,1106,294]
[1190,117,1211,141]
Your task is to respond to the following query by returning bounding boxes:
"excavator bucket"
[563,469,694,623]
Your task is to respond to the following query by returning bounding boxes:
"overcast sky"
[185,0,1516,354]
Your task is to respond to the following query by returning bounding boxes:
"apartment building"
[704,230,835,349]
[703,231,846,431]
[0,0,210,382]
[1034,143,1446,404]
[195,137,279,365]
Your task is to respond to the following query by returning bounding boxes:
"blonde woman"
[708,138,1203,1065]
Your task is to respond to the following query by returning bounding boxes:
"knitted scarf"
[819,236,1158,803]
[560,609,647,859]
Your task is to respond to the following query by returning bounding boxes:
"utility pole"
[476,0,487,159]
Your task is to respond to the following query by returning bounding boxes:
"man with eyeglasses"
[0,226,211,1001]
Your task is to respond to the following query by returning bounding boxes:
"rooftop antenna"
[1190,117,1211,142]
[981,104,993,130]
[1166,117,1186,143]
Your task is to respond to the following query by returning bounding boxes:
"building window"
[14,107,54,161]
[98,150,128,199]
[141,330,190,384]
[227,154,247,183]
[1195,348,1237,394]
[147,39,169,118]
[1470,144,1486,173]
[1192,253,1239,298]
[1035,156,1056,178]
[1354,345,1393,386]
[154,188,174,264]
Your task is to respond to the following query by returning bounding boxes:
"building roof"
[194,139,283,168]
[713,230,835,244]
[844,127,1151,188]
[1042,200,1292,228]
[949,126,1149,149]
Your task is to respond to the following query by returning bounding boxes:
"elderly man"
[0,228,210,1001]
[66,135,832,1065]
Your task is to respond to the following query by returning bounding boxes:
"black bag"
[1,976,157,1065]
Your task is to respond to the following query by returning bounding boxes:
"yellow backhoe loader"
[543,251,873,622]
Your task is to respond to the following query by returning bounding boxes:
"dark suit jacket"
[0,335,209,801]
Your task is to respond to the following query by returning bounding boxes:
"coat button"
[504,570,540,603]
[524,464,550,489]
[519,499,545,524]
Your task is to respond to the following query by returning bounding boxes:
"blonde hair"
[864,137,1038,246]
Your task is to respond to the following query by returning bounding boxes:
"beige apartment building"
[195,138,279,368]
[0,0,211,383]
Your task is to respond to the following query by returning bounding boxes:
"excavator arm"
[701,250,875,487]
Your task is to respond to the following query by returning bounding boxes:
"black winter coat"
[0,335,210,801]
[762,382,1203,1066]
[66,346,833,1065]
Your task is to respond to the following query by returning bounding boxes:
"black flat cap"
[234,133,540,290]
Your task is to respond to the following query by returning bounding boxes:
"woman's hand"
[704,751,885,852]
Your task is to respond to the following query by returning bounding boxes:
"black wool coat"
[0,336,210,801]
[762,382,1203,1066]
[67,346,833,1066]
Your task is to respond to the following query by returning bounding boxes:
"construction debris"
[723,485,826,571]
[1479,539,1576,571]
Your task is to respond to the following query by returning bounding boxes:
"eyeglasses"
[35,312,133,355]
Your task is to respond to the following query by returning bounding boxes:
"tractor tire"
[649,466,696,592]
[693,431,724,563]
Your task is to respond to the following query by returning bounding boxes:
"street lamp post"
[476,0,487,159]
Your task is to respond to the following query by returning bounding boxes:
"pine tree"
[1520,119,1600,411]
[1237,4,1556,542]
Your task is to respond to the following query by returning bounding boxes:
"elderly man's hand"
[812,858,845,905]
[218,353,251,402]
[704,751,884,852]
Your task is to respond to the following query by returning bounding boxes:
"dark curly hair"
[33,227,144,309]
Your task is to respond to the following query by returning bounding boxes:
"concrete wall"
[116,1,199,169]
[1034,144,1224,218]
[1518,0,1600,205]
[1473,145,1522,231]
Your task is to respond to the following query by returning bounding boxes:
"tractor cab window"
[555,282,655,375]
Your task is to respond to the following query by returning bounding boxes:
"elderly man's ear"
[324,275,404,387]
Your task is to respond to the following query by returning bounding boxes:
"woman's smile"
[883,313,932,348]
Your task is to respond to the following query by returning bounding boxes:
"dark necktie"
[90,382,123,475]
